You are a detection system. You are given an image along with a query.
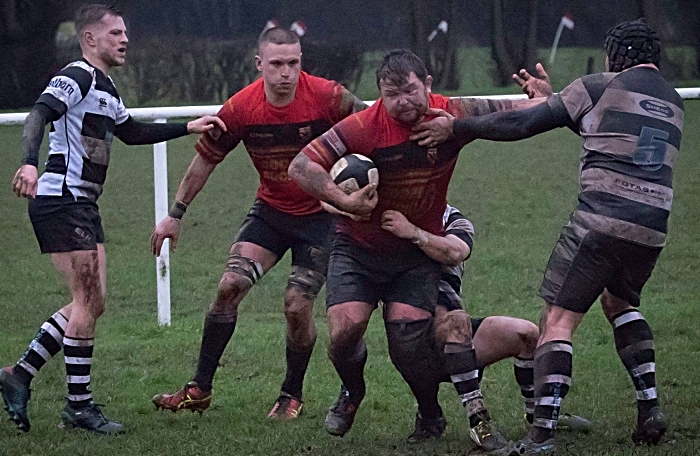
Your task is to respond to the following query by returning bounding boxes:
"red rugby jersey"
[302,93,475,253]
[195,71,362,215]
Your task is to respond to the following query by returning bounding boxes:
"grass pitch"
[1,102,699,455]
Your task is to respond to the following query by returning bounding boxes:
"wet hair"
[75,4,123,36]
[375,49,428,88]
[258,27,300,52]
[605,18,661,72]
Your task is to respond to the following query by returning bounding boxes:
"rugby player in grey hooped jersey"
[411,18,683,455]
[2,4,224,435]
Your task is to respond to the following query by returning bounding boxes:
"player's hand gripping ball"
[330,154,379,194]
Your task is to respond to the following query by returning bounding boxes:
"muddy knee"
[435,310,472,347]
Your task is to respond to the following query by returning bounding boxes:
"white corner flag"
[263,19,279,33]
[550,14,575,63]
[427,20,448,43]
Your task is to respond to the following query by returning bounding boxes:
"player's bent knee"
[217,254,263,300]
[328,324,365,360]
[225,254,264,287]
[512,319,539,354]
[286,266,325,300]
[435,309,471,346]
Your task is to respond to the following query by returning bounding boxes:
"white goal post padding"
[2,88,699,325]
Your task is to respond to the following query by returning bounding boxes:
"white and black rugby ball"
[330,154,379,194]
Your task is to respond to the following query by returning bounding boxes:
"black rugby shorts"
[325,234,441,312]
[29,196,104,254]
[234,199,334,274]
[539,218,662,313]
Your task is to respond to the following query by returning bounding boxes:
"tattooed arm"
[288,152,377,217]
[12,103,62,198]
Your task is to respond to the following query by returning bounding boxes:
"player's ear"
[83,30,95,47]
[255,55,263,72]
[425,75,433,93]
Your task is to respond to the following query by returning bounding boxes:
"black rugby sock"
[386,320,443,420]
[193,313,237,391]
[280,337,315,399]
[330,339,367,404]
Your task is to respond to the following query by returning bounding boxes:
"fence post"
[153,118,171,326]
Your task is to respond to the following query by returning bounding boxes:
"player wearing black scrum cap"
[411,18,683,455]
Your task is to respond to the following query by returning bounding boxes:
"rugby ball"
[330,154,378,194]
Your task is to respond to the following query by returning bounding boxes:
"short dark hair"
[375,49,428,88]
[258,27,300,51]
[75,4,123,35]
[605,18,661,72]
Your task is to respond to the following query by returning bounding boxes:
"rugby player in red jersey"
[289,49,540,450]
[150,27,365,420]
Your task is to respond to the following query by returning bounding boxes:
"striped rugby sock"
[64,336,94,408]
[532,340,572,442]
[15,311,68,384]
[514,356,535,423]
[444,342,486,426]
[612,309,659,416]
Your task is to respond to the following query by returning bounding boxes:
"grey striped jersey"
[35,60,129,202]
[548,67,684,247]
[438,205,475,308]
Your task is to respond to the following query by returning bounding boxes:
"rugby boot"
[324,386,362,437]
[632,406,667,445]
[0,366,31,432]
[267,393,304,420]
[152,381,211,414]
[407,412,447,443]
[556,413,592,432]
[469,412,508,451]
[60,401,125,435]
[489,435,555,455]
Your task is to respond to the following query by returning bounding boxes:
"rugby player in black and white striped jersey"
[380,205,590,447]
[411,18,682,454]
[2,4,224,435]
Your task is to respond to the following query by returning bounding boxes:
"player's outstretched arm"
[381,210,469,266]
[289,152,377,218]
[415,101,571,146]
[186,116,227,134]
[150,154,217,256]
[115,116,226,145]
[513,63,553,99]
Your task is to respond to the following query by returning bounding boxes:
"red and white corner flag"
[290,20,307,37]
[561,14,575,30]
[550,13,574,63]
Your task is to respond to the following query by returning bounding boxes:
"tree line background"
[1,0,699,109]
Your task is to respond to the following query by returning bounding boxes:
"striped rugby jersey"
[549,67,684,247]
[35,60,129,202]
[438,205,475,309]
